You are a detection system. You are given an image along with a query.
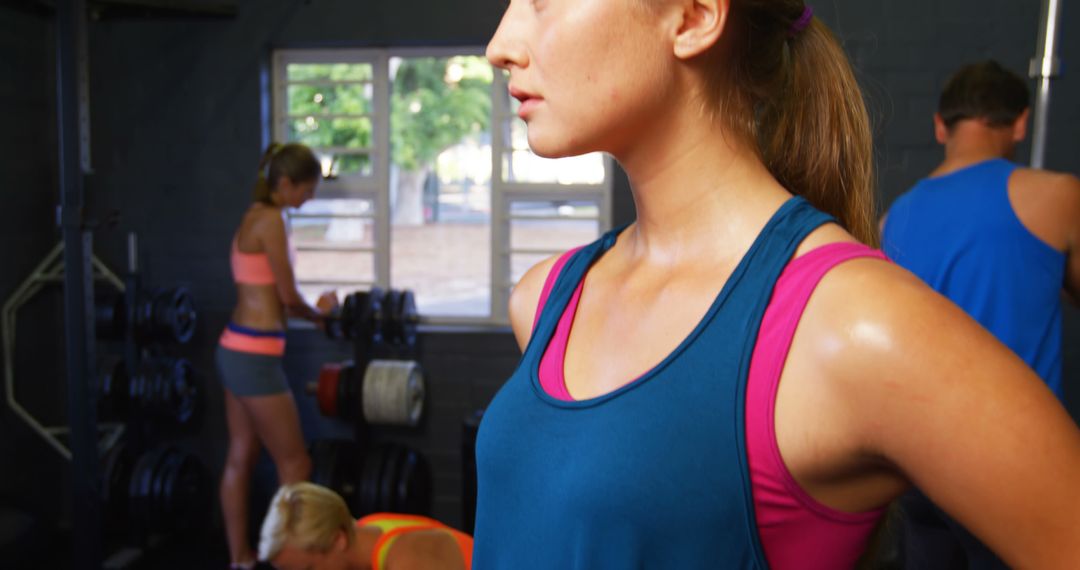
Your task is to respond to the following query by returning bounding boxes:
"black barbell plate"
[378,444,404,513]
[101,442,132,518]
[170,452,210,532]
[153,448,182,525]
[367,287,385,346]
[381,289,403,346]
[170,358,198,426]
[150,447,178,528]
[346,362,363,423]
[309,440,334,488]
[128,447,163,527]
[394,447,432,516]
[399,289,418,349]
[169,288,197,344]
[360,445,385,516]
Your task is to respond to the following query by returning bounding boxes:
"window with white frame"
[273,49,613,324]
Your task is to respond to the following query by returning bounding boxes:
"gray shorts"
[215,345,290,397]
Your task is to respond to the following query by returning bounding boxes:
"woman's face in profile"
[279,177,318,209]
[486,0,680,160]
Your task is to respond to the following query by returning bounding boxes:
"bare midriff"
[231,283,286,331]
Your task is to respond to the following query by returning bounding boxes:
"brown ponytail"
[253,143,282,204]
[710,2,878,246]
[252,142,322,205]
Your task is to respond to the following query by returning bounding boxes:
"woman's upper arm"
[508,255,561,352]
[257,213,303,306]
[1061,175,1080,304]
[820,262,1080,568]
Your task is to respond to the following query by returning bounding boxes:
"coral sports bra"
[230,237,276,285]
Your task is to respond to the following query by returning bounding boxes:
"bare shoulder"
[793,222,861,257]
[508,253,563,351]
[797,255,1017,403]
[385,528,466,570]
[241,204,286,242]
[1009,169,1080,250]
[247,203,287,228]
[1012,168,1080,203]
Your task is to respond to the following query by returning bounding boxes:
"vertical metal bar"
[490,71,510,321]
[375,54,392,289]
[56,0,102,567]
[127,232,138,273]
[1029,0,1064,168]
[124,234,140,397]
[77,0,92,174]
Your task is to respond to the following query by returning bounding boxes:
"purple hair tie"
[789,5,814,37]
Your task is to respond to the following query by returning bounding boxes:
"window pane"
[294,250,375,303]
[511,253,550,284]
[512,217,599,253]
[291,199,376,304]
[509,119,530,151]
[509,200,599,219]
[288,117,373,150]
[287,63,373,82]
[309,151,373,178]
[389,55,494,318]
[332,153,372,177]
[501,96,607,185]
[502,150,606,185]
[287,84,373,116]
[291,200,375,247]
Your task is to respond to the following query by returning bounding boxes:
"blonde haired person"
[259,482,473,570]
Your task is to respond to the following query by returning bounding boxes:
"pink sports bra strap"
[532,248,584,332]
[747,240,889,569]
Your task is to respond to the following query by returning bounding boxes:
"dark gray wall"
[0,4,68,520]
[0,0,1077,547]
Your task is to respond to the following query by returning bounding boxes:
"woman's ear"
[672,0,731,60]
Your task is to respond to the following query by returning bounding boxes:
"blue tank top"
[882,159,1065,396]
[473,197,832,569]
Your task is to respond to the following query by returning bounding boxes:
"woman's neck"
[346,526,381,570]
[613,107,791,264]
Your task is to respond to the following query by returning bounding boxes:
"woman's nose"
[486,3,529,71]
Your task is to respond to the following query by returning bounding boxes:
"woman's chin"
[527,134,592,160]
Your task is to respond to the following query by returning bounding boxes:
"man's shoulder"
[1010,167,1080,198]
[1008,168,1080,251]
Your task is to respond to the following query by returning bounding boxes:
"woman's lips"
[510,86,543,119]
[517,97,542,119]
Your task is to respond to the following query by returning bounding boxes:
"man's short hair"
[939,61,1030,130]
[258,482,356,562]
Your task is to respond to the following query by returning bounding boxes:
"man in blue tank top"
[882,61,1080,569]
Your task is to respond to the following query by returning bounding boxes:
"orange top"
[357,513,473,570]
[230,237,276,285]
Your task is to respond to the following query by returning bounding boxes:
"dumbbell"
[309,439,432,518]
[98,357,201,428]
[96,287,198,344]
[381,289,419,348]
[324,287,385,343]
[100,443,210,534]
[308,360,425,427]
[325,288,419,349]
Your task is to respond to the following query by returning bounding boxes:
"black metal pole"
[56,0,102,567]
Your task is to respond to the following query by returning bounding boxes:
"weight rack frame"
[2,241,127,461]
